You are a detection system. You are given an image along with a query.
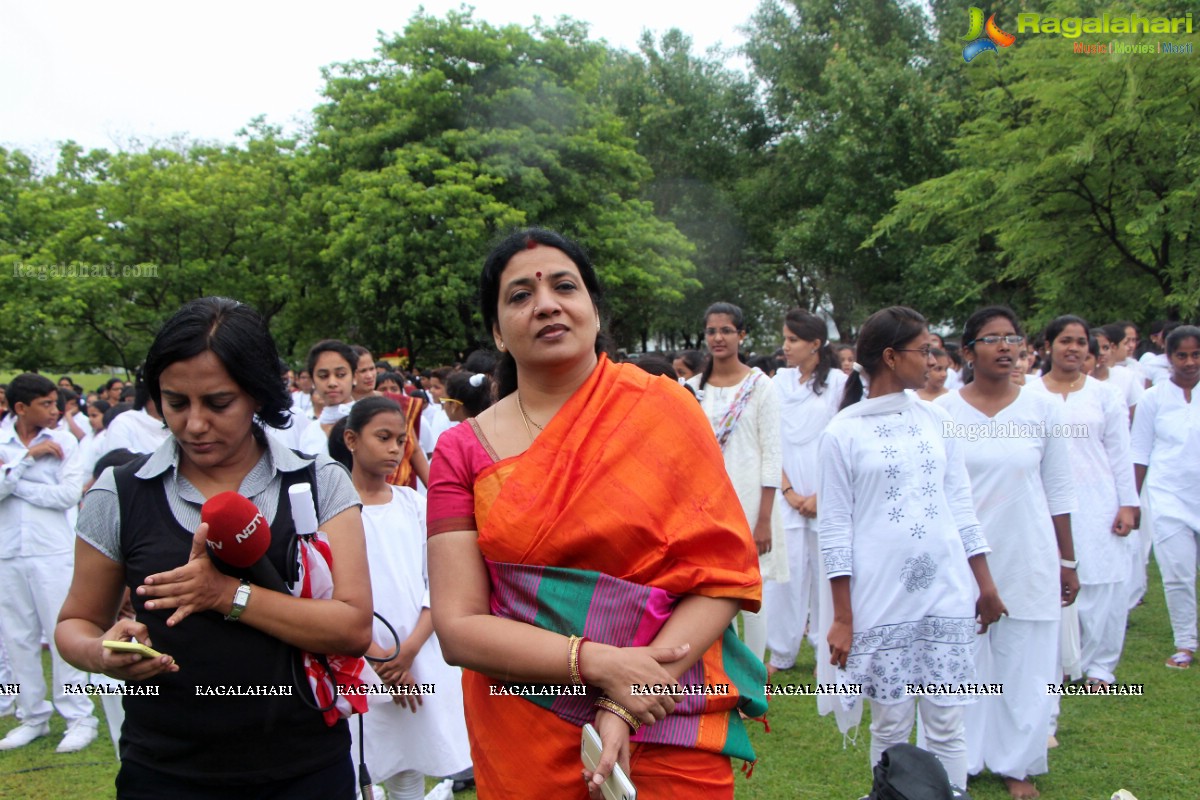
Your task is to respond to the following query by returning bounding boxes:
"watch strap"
[225,579,252,622]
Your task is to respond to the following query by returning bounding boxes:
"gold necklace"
[516,392,544,440]
[1051,371,1083,393]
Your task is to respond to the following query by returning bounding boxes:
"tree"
[603,30,774,348]
[309,10,698,358]
[872,0,1200,329]
[743,0,952,338]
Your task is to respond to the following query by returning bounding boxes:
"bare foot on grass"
[1003,777,1039,798]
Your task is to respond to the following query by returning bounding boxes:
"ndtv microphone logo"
[206,512,266,551]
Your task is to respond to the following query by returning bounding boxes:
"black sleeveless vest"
[112,456,350,784]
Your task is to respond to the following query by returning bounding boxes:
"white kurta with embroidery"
[689,369,788,582]
[1026,377,1138,585]
[353,486,471,780]
[818,392,989,707]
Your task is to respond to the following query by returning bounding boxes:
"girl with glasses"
[820,305,1005,793]
[938,307,1077,798]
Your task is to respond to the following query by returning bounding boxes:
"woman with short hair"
[56,297,372,798]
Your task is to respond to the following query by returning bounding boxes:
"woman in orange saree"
[428,229,765,799]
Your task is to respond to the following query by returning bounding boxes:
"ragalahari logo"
[962,7,1016,62]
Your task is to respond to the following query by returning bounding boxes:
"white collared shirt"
[0,424,85,557]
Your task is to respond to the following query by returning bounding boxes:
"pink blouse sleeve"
[426,422,491,537]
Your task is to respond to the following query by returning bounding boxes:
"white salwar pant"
[1154,519,1200,651]
[871,699,967,788]
[965,618,1057,780]
[0,637,15,715]
[0,554,96,726]
[764,524,819,669]
[1128,485,1154,610]
[382,769,425,800]
[1075,582,1128,683]
[740,609,767,662]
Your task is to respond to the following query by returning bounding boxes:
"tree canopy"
[2,1,1196,372]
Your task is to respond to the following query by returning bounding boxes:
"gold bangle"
[568,635,583,687]
[595,696,642,733]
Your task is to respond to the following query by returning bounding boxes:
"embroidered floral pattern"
[920,459,936,475]
[924,504,939,519]
[882,445,898,459]
[910,523,926,540]
[886,465,901,479]
[823,547,853,576]
[918,441,932,454]
[875,424,892,438]
[920,482,936,497]
[885,487,901,501]
[900,552,936,589]
[959,525,988,556]
[908,425,921,436]
[840,616,977,704]
[889,508,904,523]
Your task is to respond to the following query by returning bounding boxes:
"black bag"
[869,744,972,800]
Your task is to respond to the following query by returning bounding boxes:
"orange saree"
[383,391,423,488]
[427,356,763,798]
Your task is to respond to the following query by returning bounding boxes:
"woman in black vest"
[56,297,372,799]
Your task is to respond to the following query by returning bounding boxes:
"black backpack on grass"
[869,744,972,800]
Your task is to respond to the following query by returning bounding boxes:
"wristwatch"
[1060,558,1078,569]
[225,579,252,622]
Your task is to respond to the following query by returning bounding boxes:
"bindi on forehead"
[536,271,542,280]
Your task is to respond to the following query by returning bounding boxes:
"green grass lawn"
[2,559,1194,799]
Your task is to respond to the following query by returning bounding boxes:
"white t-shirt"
[936,388,1077,620]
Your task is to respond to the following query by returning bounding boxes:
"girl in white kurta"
[766,309,846,675]
[688,302,785,662]
[1027,317,1139,686]
[820,306,1005,791]
[936,306,1078,797]
[1131,326,1200,670]
[346,397,471,799]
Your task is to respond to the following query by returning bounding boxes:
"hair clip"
[469,373,486,388]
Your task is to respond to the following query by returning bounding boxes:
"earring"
[498,341,505,352]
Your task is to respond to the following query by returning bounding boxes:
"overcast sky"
[0,0,762,165]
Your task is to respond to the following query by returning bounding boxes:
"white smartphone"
[102,640,163,659]
[581,723,637,800]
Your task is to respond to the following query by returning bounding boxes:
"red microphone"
[200,492,287,592]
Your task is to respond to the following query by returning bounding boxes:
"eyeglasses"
[440,398,463,406]
[893,346,934,357]
[967,335,1024,346]
[704,327,740,337]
